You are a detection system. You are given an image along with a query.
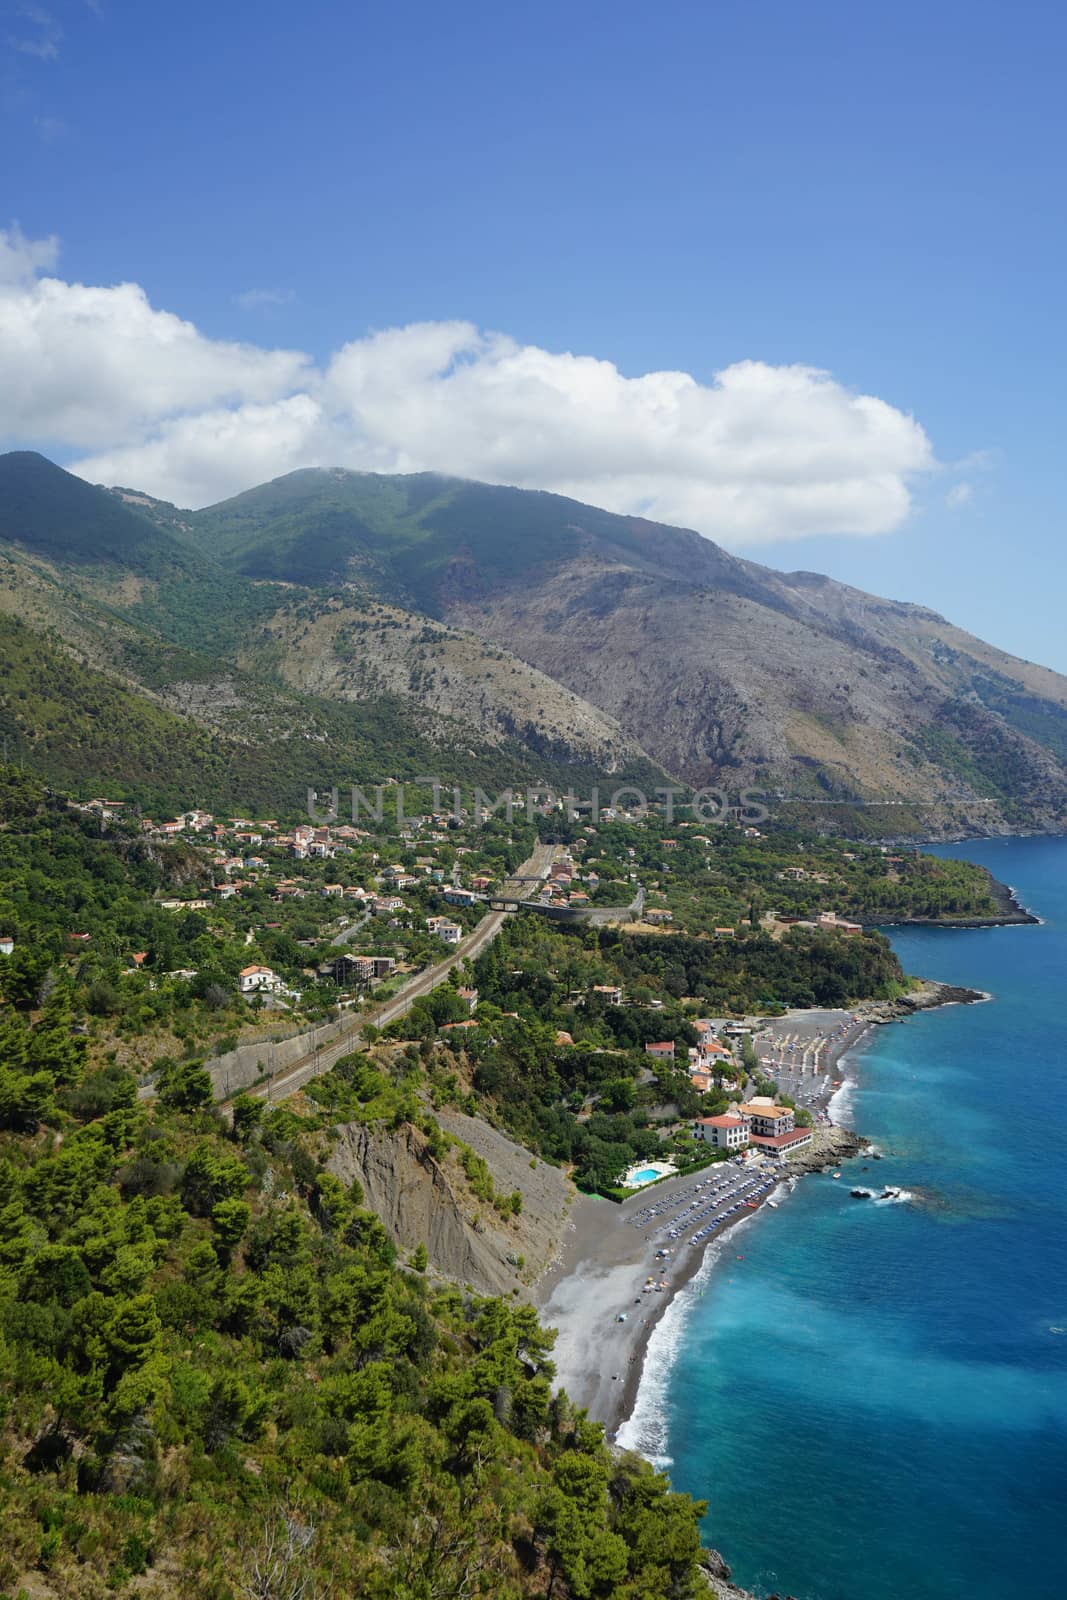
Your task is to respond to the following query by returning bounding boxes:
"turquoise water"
[631,836,1067,1600]
[631,1167,664,1183]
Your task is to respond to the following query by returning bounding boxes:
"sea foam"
[615,1212,761,1464]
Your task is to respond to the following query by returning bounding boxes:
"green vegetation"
[388,913,906,1193]
[0,610,642,818]
[0,1040,707,1599]
[570,816,1001,928]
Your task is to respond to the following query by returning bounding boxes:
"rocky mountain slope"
[4,450,1067,834]
[0,453,659,804]
[185,467,1067,834]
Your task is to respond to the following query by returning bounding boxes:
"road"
[330,909,371,946]
[228,842,556,1106]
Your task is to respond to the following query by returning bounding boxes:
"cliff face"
[326,1112,573,1298]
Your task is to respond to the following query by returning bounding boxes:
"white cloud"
[9,4,62,59]
[0,223,59,284]
[1,227,938,542]
[946,481,974,508]
[234,287,297,312]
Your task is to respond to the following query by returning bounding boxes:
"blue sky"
[2,0,1065,669]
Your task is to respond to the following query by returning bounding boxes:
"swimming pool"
[630,1167,663,1184]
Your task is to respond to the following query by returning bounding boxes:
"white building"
[695,1113,750,1151]
[238,964,283,995]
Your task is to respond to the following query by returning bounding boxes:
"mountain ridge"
[182,464,1067,834]
[4,451,1067,836]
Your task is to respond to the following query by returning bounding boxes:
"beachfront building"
[750,1127,814,1154]
[739,1098,795,1136]
[738,1097,814,1154]
[695,1113,750,1151]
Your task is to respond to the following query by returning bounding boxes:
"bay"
[645,836,1067,1600]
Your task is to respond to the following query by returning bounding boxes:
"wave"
[615,1213,761,1462]
[873,1187,915,1206]
[828,1074,857,1127]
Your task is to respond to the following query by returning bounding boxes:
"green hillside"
[0,613,655,816]
[0,452,193,572]
[188,468,748,615]
[0,1015,707,1599]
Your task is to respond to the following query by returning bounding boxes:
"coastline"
[535,979,983,1445]
[855,866,1038,928]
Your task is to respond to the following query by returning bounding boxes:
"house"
[713,927,735,939]
[0,936,13,956]
[321,883,344,898]
[427,917,462,945]
[645,908,673,924]
[471,874,493,892]
[443,887,477,908]
[738,1098,795,1137]
[644,1040,676,1060]
[128,952,148,968]
[592,984,623,1006]
[662,838,678,850]
[238,964,283,995]
[457,987,479,1013]
[695,1113,750,1151]
[817,911,863,936]
[699,1039,734,1068]
[555,1029,575,1046]
[373,896,405,915]
[568,892,590,906]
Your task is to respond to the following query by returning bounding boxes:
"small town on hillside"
[0,778,925,1203]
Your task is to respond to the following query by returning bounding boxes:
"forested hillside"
[0,1047,708,1599]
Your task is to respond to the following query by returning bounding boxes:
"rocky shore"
[858,977,987,1023]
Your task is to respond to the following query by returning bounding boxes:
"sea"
[617,835,1067,1600]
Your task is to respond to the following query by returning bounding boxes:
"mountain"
[3,451,1067,834]
[183,467,1067,836]
[0,455,658,809]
